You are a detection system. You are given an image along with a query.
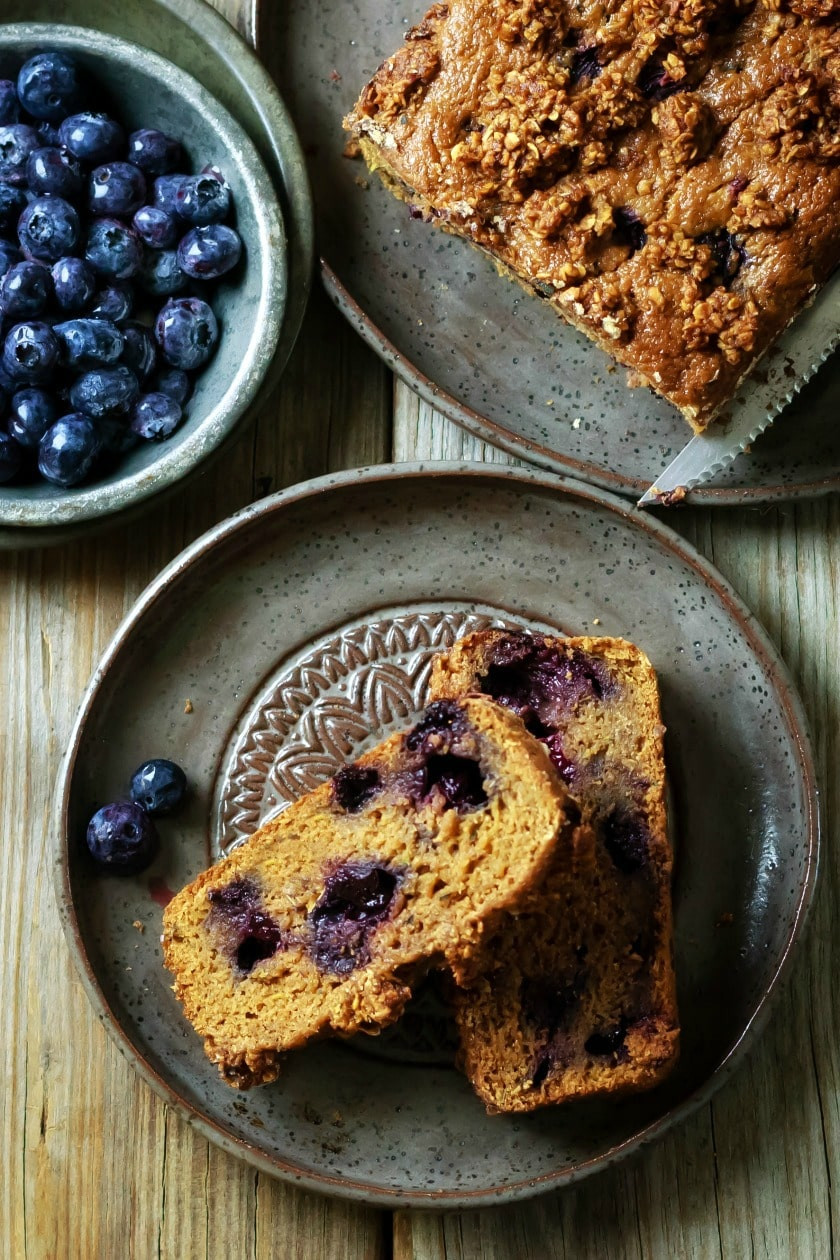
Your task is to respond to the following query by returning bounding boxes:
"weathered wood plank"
[0,2,392,1251]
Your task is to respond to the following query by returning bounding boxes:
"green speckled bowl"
[0,24,287,530]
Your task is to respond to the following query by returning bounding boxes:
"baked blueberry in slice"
[309,862,400,974]
[331,765,382,813]
[208,878,288,975]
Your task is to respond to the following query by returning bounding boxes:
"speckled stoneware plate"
[55,465,818,1206]
[274,0,840,506]
[0,0,313,549]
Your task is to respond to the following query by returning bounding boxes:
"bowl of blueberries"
[0,25,287,532]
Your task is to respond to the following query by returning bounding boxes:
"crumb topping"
[347,0,840,428]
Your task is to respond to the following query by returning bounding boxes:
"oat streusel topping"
[346,0,840,429]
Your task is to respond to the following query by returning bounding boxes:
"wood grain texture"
[0,2,391,1250]
[2,0,838,1252]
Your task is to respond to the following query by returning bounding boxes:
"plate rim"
[0,22,287,528]
[0,0,314,546]
[53,461,821,1207]
[321,260,840,509]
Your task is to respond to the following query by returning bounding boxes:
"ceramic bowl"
[0,23,287,531]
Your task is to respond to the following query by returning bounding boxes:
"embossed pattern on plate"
[213,604,558,852]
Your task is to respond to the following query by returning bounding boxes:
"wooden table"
[2,2,838,1255]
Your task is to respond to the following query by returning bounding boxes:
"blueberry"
[8,387,57,447]
[70,365,139,418]
[17,52,83,124]
[132,205,178,249]
[59,112,124,164]
[128,391,182,441]
[613,206,647,255]
[0,239,22,274]
[208,878,287,974]
[200,163,229,187]
[85,218,142,280]
[0,82,20,126]
[421,753,487,813]
[129,758,187,814]
[0,124,40,186]
[155,296,218,370]
[696,228,746,286]
[309,863,400,974]
[152,174,187,214]
[127,129,182,175]
[0,430,23,483]
[177,224,242,280]
[18,197,80,263]
[51,256,96,312]
[584,1022,627,1057]
[0,261,51,319]
[150,366,191,406]
[98,416,139,456]
[56,317,124,369]
[138,248,186,297]
[570,45,601,85]
[36,121,62,148]
[601,807,649,873]
[175,173,231,225]
[119,320,156,380]
[638,54,685,102]
[38,412,100,485]
[0,182,26,234]
[88,284,133,322]
[85,800,159,874]
[89,161,147,217]
[26,145,84,198]
[331,765,381,813]
[2,321,59,382]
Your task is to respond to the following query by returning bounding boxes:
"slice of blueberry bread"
[429,631,679,1113]
[162,696,589,1088]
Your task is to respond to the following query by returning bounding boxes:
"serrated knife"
[638,276,840,507]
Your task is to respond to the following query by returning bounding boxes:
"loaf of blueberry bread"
[344,0,840,431]
[162,696,590,1087]
[429,631,679,1112]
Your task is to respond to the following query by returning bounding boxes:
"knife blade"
[638,276,840,507]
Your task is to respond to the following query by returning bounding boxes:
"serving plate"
[0,0,313,548]
[56,464,818,1206]
[273,0,840,505]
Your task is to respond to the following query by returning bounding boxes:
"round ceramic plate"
[0,0,313,549]
[274,0,840,505]
[56,465,818,1206]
